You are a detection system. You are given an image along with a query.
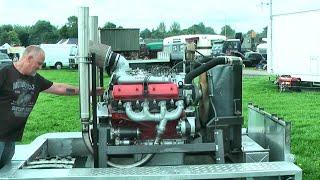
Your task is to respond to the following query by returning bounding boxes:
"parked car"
[242,52,266,67]
[0,53,12,64]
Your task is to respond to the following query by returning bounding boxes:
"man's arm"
[44,83,105,96]
[44,83,79,95]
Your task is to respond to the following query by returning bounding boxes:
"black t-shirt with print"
[0,63,53,141]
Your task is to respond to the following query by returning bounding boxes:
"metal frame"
[0,131,302,180]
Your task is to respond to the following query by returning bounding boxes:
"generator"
[278,75,301,92]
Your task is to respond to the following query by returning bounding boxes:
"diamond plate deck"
[6,161,302,180]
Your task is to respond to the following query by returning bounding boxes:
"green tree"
[182,22,208,35]
[257,26,268,42]
[168,22,181,36]
[0,25,22,45]
[29,20,59,44]
[0,31,21,45]
[157,22,166,33]
[140,28,151,39]
[149,22,166,39]
[179,28,190,35]
[205,27,216,34]
[0,25,14,33]
[151,22,166,38]
[220,25,236,38]
[8,31,21,45]
[151,29,163,39]
[66,16,78,38]
[103,22,117,28]
[261,26,267,38]
[59,25,69,39]
[0,25,13,45]
[13,25,30,46]
[0,31,11,45]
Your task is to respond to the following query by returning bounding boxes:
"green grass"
[21,69,81,143]
[22,69,319,179]
[242,76,320,180]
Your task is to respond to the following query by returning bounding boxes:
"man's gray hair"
[22,45,45,59]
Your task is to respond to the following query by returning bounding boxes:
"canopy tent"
[7,46,25,54]
[146,42,163,51]
[0,43,11,53]
[0,43,11,49]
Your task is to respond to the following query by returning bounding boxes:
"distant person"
[0,45,104,168]
[255,59,267,70]
[12,54,18,62]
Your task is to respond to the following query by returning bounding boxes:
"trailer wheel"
[55,62,62,70]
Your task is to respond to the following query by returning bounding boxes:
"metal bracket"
[214,129,225,164]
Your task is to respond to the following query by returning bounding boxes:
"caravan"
[40,44,76,69]
[163,34,226,58]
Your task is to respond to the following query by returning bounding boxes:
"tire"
[55,62,62,70]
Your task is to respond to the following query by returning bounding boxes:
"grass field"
[22,69,319,179]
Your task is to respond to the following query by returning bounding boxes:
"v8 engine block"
[98,67,197,146]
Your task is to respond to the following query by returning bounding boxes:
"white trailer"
[268,10,320,85]
[40,44,76,69]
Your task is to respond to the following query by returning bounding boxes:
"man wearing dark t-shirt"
[0,45,103,168]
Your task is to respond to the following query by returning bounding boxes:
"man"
[0,45,104,168]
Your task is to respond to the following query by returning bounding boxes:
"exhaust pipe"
[88,41,130,76]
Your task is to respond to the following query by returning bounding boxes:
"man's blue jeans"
[0,142,15,168]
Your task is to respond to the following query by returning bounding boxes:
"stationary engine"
[102,67,195,145]
[87,41,244,168]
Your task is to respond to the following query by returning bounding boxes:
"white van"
[40,44,76,69]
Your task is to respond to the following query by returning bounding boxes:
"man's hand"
[94,87,105,96]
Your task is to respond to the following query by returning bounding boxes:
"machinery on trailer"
[0,7,302,180]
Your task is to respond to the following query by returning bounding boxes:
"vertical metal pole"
[91,53,98,167]
[267,0,273,74]
[78,7,90,120]
[224,15,227,37]
[89,16,99,91]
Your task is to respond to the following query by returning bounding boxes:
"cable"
[167,60,202,76]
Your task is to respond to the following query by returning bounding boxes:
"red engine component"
[148,84,178,99]
[112,83,179,100]
[112,84,143,100]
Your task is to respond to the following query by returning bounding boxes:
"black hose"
[184,57,227,84]
[185,56,212,73]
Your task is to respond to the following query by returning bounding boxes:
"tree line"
[0,16,267,47]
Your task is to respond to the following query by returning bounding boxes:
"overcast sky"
[0,0,319,33]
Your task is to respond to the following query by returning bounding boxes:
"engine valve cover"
[112,83,178,100]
